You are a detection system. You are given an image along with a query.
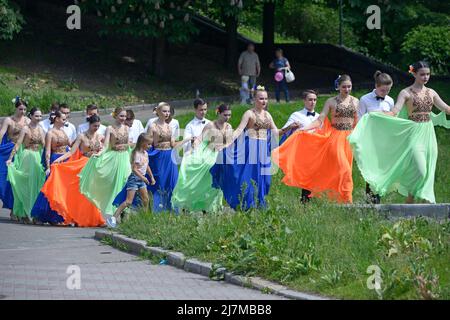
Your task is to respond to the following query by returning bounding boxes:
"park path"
[0,208,282,300]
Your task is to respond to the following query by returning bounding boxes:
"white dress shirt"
[77,122,107,136]
[183,117,211,153]
[128,119,145,143]
[358,89,394,119]
[145,117,180,139]
[282,108,320,133]
[39,118,52,134]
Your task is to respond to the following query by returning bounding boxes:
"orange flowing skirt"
[272,119,353,203]
[41,150,105,227]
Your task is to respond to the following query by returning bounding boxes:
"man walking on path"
[238,43,261,104]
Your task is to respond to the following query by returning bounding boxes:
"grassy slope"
[117,84,449,300]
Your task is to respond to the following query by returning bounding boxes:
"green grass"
[117,83,449,300]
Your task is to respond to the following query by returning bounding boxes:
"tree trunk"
[224,15,238,69]
[152,36,166,78]
[263,2,275,53]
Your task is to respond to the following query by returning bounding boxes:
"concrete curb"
[94,229,332,300]
[339,203,450,220]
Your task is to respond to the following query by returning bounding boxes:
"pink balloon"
[274,71,284,82]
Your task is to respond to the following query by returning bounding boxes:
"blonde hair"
[131,133,152,165]
[111,107,125,118]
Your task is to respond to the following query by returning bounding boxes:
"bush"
[401,25,450,75]
[276,1,360,49]
[0,0,24,40]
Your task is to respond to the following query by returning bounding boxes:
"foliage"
[0,0,24,40]
[401,25,450,75]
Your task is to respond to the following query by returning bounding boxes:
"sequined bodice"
[153,122,172,150]
[332,96,357,131]
[408,88,433,123]
[110,126,129,151]
[51,129,70,154]
[249,110,271,139]
[209,122,230,147]
[25,126,44,151]
[9,118,26,143]
[81,133,103,157]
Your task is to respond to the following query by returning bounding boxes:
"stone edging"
[94,229,331,300]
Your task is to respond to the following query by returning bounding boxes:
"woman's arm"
[268,113,299,136]
[231,110,252,141]
[353,98,360,128]
[389,89,408,116]
[44,131,53,174]
[6,127,26,165]
[54,135,82,163]
[301,99,332,131]
[431,89,450,114]
[96,127,111,155]
[0,118,11,143]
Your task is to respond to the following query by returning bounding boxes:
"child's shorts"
[126,173,146,191]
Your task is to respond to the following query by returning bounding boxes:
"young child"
[108,133,156,228]
[240,75,250,105]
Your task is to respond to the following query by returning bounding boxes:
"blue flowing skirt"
[147,147,178,212]
[210,131,272,211]
[31,152,66,223]
[0,135,14,209]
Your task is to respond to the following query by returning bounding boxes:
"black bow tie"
[376,96,385,101]
[64,123,69,127]
[306,111,316,117]
[201,120,206,124]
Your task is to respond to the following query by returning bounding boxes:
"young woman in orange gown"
[41,115,106,227]
[273,75,359,203]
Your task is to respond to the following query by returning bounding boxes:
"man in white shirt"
[359,71,394,204]
[125,109,145,144]
[57,104,77,144]
[358,89,394,120]
[145,105,180,139]
[183,98,210,154]
[77,104,107,136]
[40,102,59,134]
[281,90,320,204]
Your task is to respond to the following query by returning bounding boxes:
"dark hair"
[216,103,231,114]
[59,103,70,111]
[334,74,352,90]
[374,71,393,86]
[194,98,206,109]
[170,105,175,116]
[86,104,98,112]
[302,89,318,99]
[49,110,63,125]
[409,61,430,74]
[87,114,101,125]
[50,102,59,112]
[15,98,28,109]
[28,107,41,118]
[126,109,135,120]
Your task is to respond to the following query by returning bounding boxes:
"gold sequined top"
[408,88,433,123]
[24,126,44,151]
[153,122,172,150]
[209,122,231,149]
[81,133,103,157]
[248,109,272,140]
[8,117,28,143]
[331,96,357,131]
[110,126,129,151]
[51,129,70,154]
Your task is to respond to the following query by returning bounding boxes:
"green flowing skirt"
[79,149,131,215]
[7,146,46,218]
[172,141,223,212]
[348,113,438,203]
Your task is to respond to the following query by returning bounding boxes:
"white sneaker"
[106,216,117,228]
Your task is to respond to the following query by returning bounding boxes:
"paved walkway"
[0,209,282,300]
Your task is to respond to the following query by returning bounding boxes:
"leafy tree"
[401,25,450,75]
[0,0,24,40]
